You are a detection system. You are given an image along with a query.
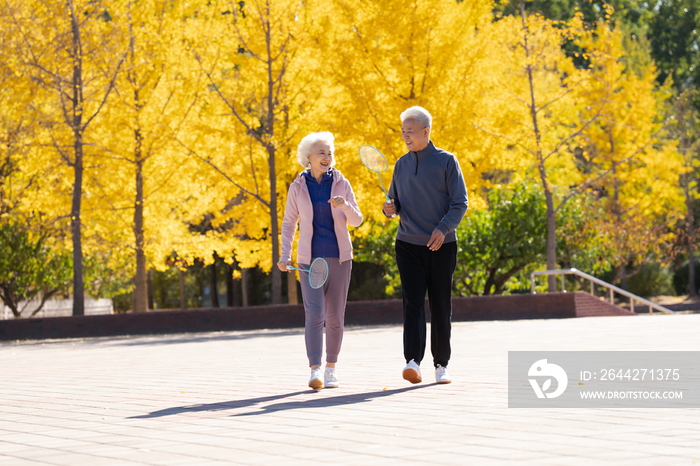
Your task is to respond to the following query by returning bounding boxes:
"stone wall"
[0,292,633,341]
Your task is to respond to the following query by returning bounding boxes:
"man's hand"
[427,229,445,251]
[383,199,397,217]
[277,260,288,272]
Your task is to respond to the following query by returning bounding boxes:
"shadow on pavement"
[108,329,305,347]
[3,325,401,348]
[130,385,429,419]
[4,328,306,348]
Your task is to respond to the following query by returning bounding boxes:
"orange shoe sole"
[308,379,323,390]
[402,368,422,384]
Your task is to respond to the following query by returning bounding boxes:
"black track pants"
[395,239,457,368]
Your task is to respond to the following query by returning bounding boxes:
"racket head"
[308,258,329,289]
[359,145,388,173]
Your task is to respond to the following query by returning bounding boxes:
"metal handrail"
[530,268,676,315]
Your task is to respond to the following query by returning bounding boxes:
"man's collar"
[412,140,435,157]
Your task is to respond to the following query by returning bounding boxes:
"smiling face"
[307,142,333,179]
[401,118,430,152]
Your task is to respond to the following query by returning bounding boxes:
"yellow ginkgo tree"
[477,2,618,292]
[320,0,521,222]
[88,1,213,312]
[479,1,684,292]
[178,0,323,304]
[2,0,125,315]
[576,23,684,287]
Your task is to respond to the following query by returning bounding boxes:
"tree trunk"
[287,270,298,304]
[521,0,557,292]
[179,268,186,310]
[71,139,85,315]
[69,1,85,316]
[128,10,149,314]
[263,7,281,305]
[147,269,154,309]
[210,256,219,308]
[226,262,236,307]
[544,187,557,291]
[268,144,281,305]
[132,122,148,313]
[482,267,497,296]
[687,174,697,297]
[678,91,697,297]
[241,267,249,307]
[610,135,629,291]
[0,286,20,318]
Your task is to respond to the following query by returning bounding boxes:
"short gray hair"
[400,106,432,129]
[296,132,335,168]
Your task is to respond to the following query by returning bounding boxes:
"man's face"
[401,118,430,152]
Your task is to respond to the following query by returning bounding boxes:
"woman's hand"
[328,196,347,208]
[277,260,288,272]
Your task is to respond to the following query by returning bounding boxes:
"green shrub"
[627,263,675,297]
[673,261,700,296]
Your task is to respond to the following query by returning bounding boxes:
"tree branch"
[83,50,128,130]
[543,91,609,162]
[191,49,265,147]
[472,123,535,155]
[175,138,270,209]
[555,139,654,214]
[28,288,61,318]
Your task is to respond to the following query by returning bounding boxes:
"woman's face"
[307,142,333,176]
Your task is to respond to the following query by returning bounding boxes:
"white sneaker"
[309,368,323,390]
[402,359,422,384]
[436,364,452,384]
[324,367,339,388]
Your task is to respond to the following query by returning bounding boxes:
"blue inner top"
[303,169,339,259]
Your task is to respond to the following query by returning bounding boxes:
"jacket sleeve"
[280,184,299,263]
[436,155,469,236]
[340,180,363,227]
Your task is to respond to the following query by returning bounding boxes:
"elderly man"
[383,106,468,384]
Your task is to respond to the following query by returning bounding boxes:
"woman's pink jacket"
[280,167,363,266]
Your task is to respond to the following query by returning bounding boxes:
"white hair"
[400,106,433,129]
[296,132,335,169]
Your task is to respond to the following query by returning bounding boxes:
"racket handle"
[286,265,294,270]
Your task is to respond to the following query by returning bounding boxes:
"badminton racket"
[359,145,396,218]
[287,257,329,289]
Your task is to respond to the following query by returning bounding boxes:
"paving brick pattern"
[1,314,699,465]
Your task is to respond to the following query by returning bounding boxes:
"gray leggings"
[298,258,352,367]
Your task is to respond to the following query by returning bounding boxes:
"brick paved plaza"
[1,314,699,465]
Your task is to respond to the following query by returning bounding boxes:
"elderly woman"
[278,132,363,389]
